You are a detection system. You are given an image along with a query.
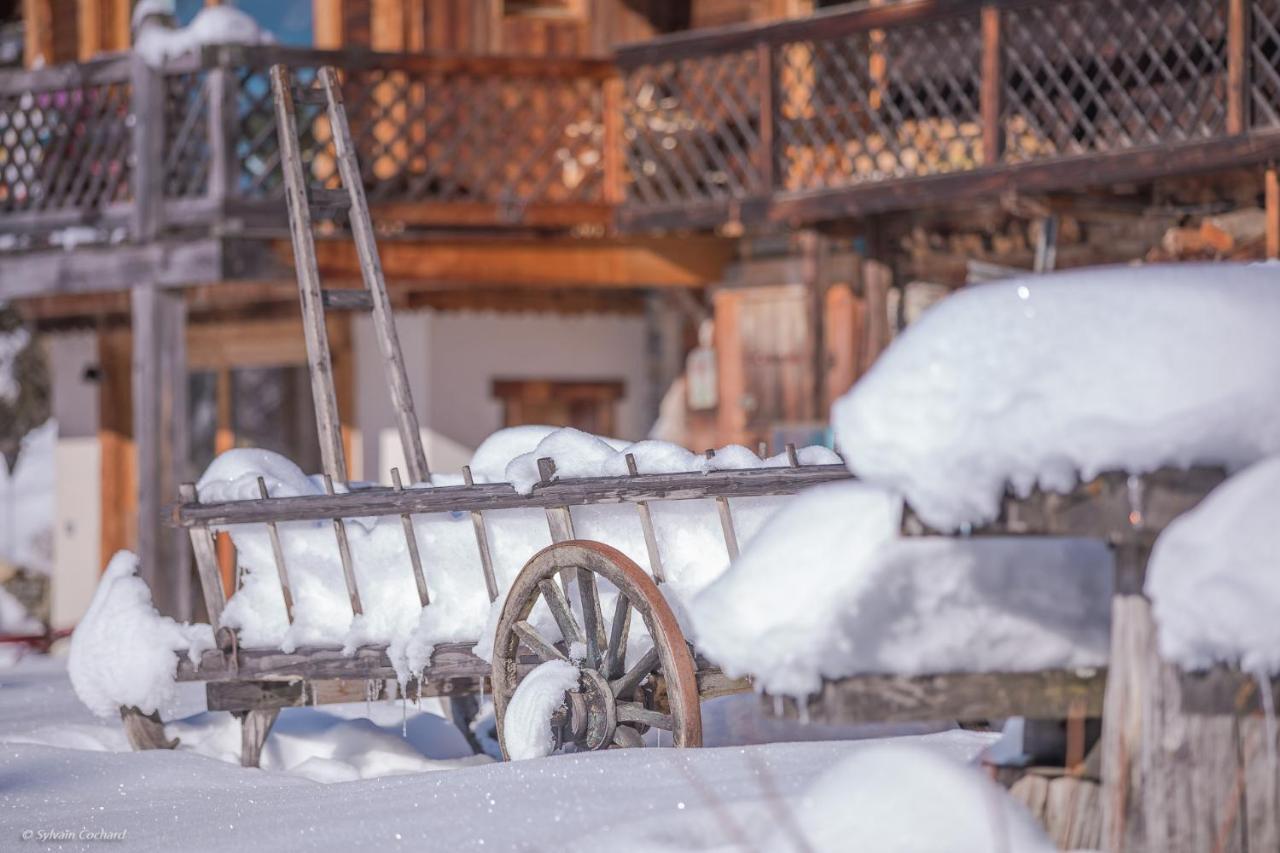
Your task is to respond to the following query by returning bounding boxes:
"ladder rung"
[321,289,372,311]
[308,186,351,212]
[292,85,329,107]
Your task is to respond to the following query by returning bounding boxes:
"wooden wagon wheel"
[491,540,701,759]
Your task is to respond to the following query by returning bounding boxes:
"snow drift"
[69,551,214,718]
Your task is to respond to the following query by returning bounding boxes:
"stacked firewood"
[1147,208,1270,262]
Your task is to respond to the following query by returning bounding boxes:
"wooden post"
[980,4,1003,166]
[1100,542,1279,851]
[131,284,190,619]
[271,65,349,482]
[601,75,625,205]
[130,56,166,243]
[798,230,826,421]
[22,0,54,68]
[1227,0,1249,135]
[179,483,226,629]
[206,57,239,211]
[756,39,775,193]
[1266,166,1279,259]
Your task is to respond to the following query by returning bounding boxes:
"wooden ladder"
[269,64,430,487]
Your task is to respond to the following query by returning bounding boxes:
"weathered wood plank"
[768,668,1107,725]
[256,477,296,622]
[236,707,279,768]
[173,465,854,527]
[176,642,491,683]
[462,466,499,602]
[120,706,179,751]
[180,484,226,629]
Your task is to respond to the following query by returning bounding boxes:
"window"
[493,379,624,437]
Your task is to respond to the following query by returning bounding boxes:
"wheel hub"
[563,667,616,751]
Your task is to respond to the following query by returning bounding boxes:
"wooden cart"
[119,63,853,766]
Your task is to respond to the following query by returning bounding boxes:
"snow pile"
[692,480,1112,696]
[501,426,834,494]
[133,0,274,67]
[0,586,41,635]
[1147,456,1280,673]
[501,659,580,760]
[834,263,1280,530]
[68,552,215,718]
[201,428,804,681]
[783,743,1054,852]
[0,420,56,574]
[0,326,29,402]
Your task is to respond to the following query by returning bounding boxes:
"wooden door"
[713,284,816,448]
[492,379,624,436]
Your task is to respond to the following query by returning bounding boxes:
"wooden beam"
[173,465,854,528]
[312,0,345,48]
[131,284,190,619]
[0,239,224,301]
[22,0,54,68]
[307,235,734,289]
[769,668,1107,725]
[1227,0,1248,134]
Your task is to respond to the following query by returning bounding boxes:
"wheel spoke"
[604,594,631,680]
[610,646,659,699]
[577,568,607,669]
[538,578,584,648]
[513,620,567,662]
[616,701,672,731]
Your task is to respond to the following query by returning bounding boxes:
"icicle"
[1126,473,1145,528]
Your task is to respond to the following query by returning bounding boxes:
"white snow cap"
[834,262,1280,531]
[501,659,580,760]
[1147,456,1280,674]
[68,551,214,718]
[785,743,1055,852]
[133,3,274,67]
[692,480,1112,696]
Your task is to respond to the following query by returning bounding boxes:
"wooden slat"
[625,453,666,583]
[323,474,364,616]
[1228,0,1249,135]
[256,477,296,623]
[980,4,1003,164]
[391,467,430,608]
[176,641,491,682]
[179,483,226,630]
[269,64,348,482]
[462,465,499,602]
[174,465,854,527]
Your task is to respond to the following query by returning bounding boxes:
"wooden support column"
[797,230,826,420]
[1101,540,1279,852]
[130,56,166,243]
[980,4,1003,165]
[1227,0,1249,135]
[22,0,54,68]
[131,284,191,620]
[756,40,775,193]
[1266,166,1279,259]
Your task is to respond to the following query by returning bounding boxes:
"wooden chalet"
[2,0,1278,634]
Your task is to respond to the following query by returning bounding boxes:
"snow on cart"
[694,262,1280,851]
[71,64,851,768]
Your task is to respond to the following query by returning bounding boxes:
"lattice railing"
[0,57,133,222]
[1252,0,1280,128]
[228,51,610,218]
[1001,0,1228,162]
[624,48,766,206]
[774,9,983,192]
[162,69,212,200]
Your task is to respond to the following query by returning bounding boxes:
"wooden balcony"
[0,44,618,257]
[1,0,1278,279]
[616,0,1280,230]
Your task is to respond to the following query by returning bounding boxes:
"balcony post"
[602,74,625,205]
[756,39,775,195]
[130,55,166,242]
[1227,0,1249,134]
[206,48,240,214]
[980,4,1004,166]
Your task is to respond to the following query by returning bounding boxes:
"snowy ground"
[0,655,1019,851]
